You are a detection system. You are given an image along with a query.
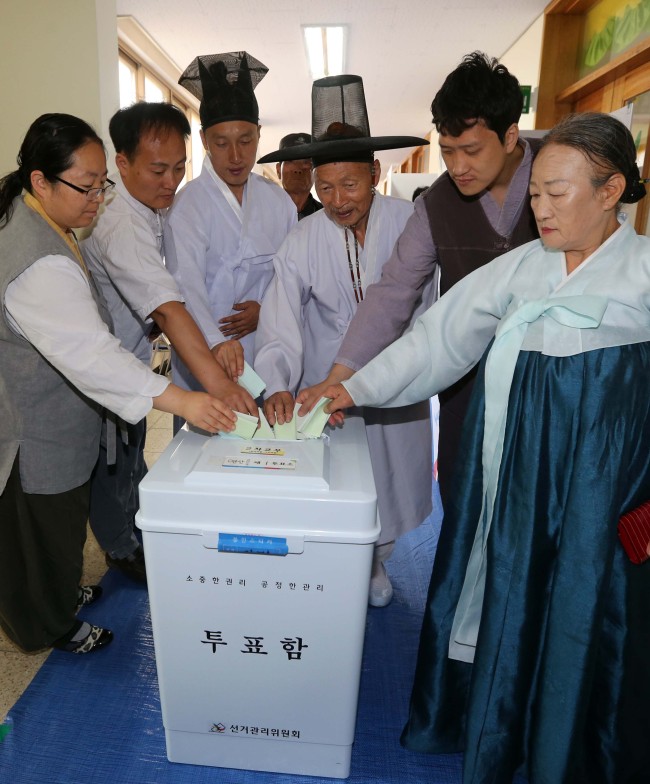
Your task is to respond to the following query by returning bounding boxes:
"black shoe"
[52,622,114,654]
[76,584,103,611]
[105,546,147,583]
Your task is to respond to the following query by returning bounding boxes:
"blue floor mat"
[0,485,524,784]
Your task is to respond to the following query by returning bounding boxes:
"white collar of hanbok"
[555,214,626,292]
[203,155,245,224]
[334,192,383,274]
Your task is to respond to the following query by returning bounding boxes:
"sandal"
[52,621,114,654]
[76,585,103,611]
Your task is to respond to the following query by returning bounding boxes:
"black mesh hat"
[258,74,428,166]
[179,51,268,129]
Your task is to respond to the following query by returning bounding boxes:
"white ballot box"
[136,416,379,779]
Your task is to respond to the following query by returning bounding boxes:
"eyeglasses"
[54,176,115,201]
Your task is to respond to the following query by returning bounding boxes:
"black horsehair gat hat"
[279,132,312,149]
[258,74,428,167]
[179,51,268,130]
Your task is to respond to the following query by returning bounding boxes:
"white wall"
[385,171,436,199]
[500,14,545,131]
[0,0,119,176]
[384,13,545,189]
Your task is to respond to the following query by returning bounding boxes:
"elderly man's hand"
[263,391,295,426]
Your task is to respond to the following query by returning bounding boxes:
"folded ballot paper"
[238,362,266,399]
[220,411,259,440]
[221,398,332,441]
[273,412,296,440]
[252,407,275,439]
[295,397,332,439]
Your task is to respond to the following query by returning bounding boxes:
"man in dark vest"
[300,51,540,509]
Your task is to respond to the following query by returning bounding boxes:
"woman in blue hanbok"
[324,113,650,783]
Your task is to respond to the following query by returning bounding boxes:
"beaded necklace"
[344,226,363,303]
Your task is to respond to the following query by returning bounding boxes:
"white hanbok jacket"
[164,158,296,390]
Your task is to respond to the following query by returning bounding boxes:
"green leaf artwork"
[585,17,616,66]
[584,0,650,68]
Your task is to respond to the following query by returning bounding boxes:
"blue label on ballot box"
[217,533,289,556]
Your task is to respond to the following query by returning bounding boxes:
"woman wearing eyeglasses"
[0,114,237,655]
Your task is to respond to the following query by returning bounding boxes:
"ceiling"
[115,0,548,173]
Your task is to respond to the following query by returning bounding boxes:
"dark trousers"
[0,455,88,651]
[89,418,147,558]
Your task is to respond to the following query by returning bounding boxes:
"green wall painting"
[580,0,650,76]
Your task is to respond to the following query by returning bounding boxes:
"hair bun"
[622,165,647,204]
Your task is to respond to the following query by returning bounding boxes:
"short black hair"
[412,186,427,201]
[109,102,191,159]
[431,52,523,141]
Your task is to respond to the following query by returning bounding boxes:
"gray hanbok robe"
[254,193,434,545]
[164,158,296,390]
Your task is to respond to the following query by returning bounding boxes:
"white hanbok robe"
[164,158,296,390]
[254,193,434,545]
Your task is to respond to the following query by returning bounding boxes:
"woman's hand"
[219,301,260,339]
[296,381,331,416]
[182,392,238,433]
[263,391,295,426]
[323,383,354,420]
[154,385,237,433]
[211,340,244,380]
[298,364,355,425]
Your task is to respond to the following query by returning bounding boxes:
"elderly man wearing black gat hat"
[301,52,541,512]
[254,74,433,608]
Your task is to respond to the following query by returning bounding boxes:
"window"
[144,73,166,103]
[189,113,204,186]
[118,55,137,108]
[118,48,204,181]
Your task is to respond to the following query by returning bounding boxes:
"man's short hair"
[109,102,191,159]
[431,52,523,142]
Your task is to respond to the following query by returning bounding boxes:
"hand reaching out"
[154,385,237,434]
[219,301,260,339]
[297,363,355,425]
[323,383,354,421]
[211,378,258,417]
[263,391,295,426]
[211,340,244,381]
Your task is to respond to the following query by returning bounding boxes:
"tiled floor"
[0,410,173,722]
